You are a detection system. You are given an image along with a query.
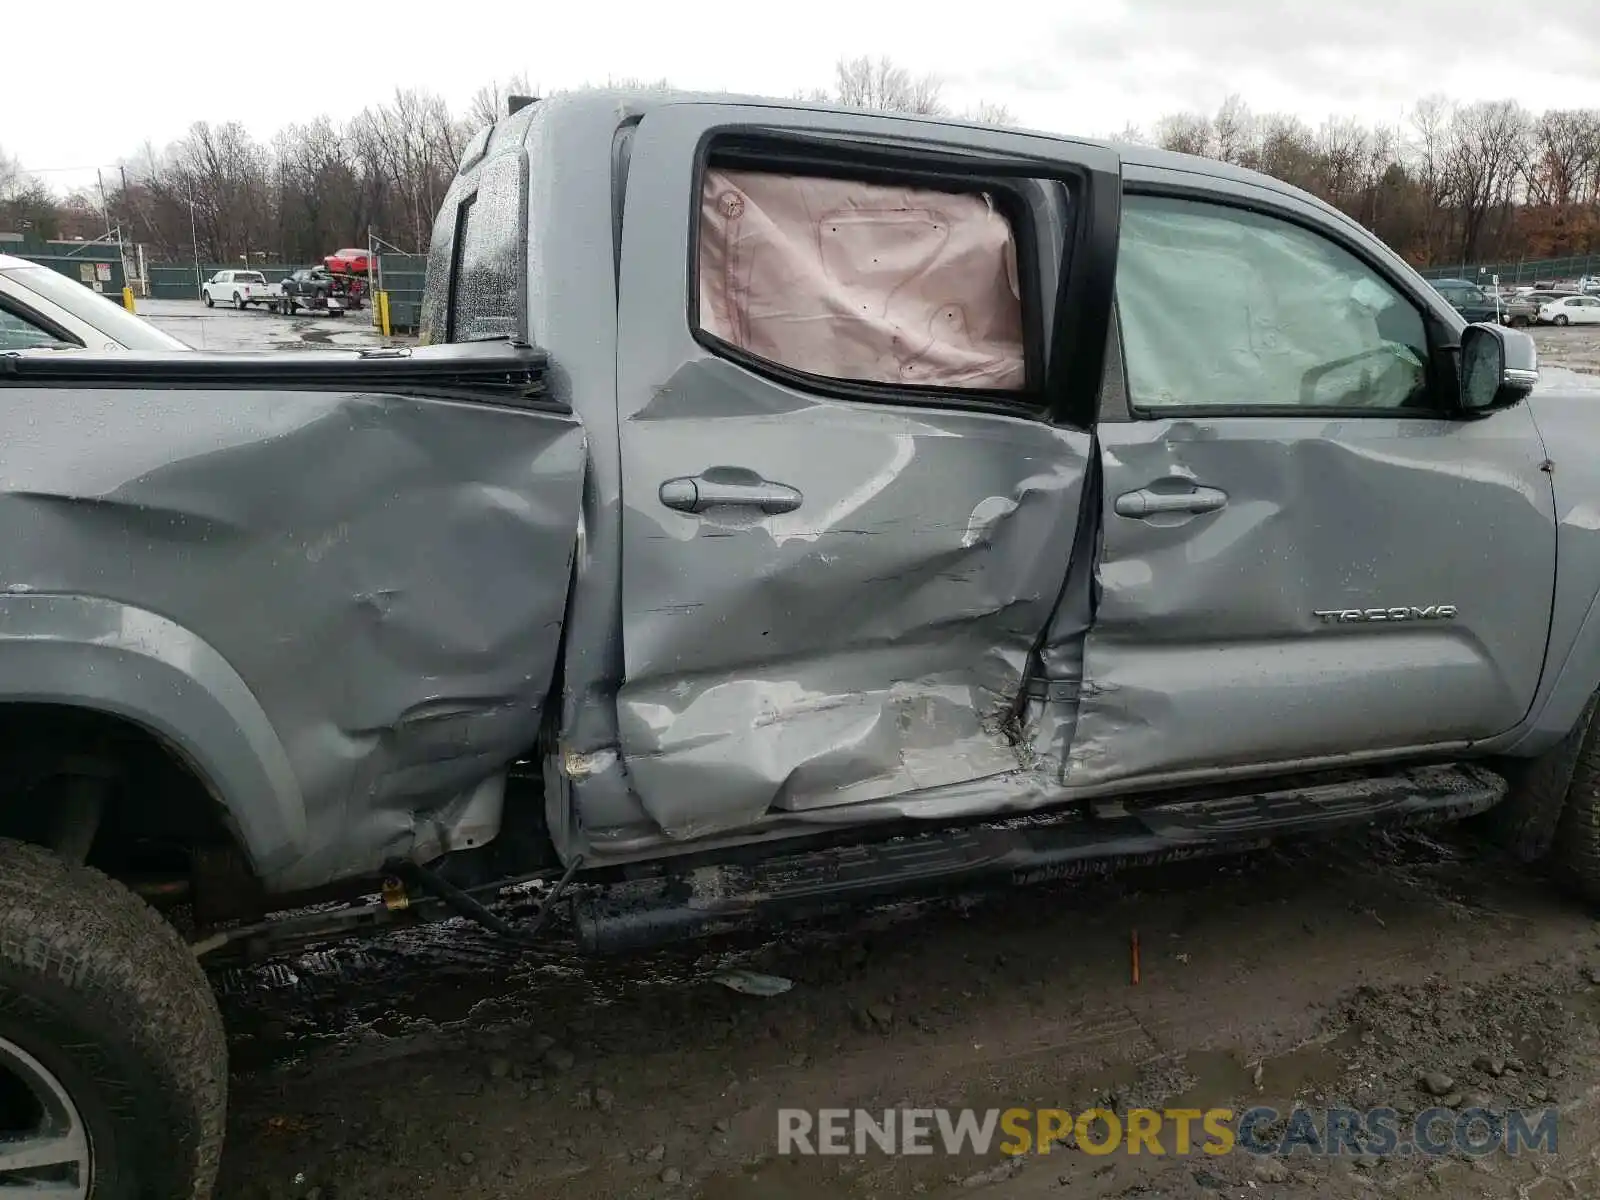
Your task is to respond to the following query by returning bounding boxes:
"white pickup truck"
[200,269,274,310]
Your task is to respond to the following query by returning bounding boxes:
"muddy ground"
[212,829,1600,1200]
[206,321,1600,1200]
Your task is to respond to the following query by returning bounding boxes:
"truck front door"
[1067,186,1557,788]
[612,102,1120,840]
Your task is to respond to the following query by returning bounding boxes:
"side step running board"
[572,764,1505,954]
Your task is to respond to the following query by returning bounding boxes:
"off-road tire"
[0,838,226,1198]
[1549,700,1600,902]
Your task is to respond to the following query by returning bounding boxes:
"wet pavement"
[136,297,416,354]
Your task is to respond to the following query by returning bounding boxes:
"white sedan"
[0,254,190,351]
[1539,295,1600,326]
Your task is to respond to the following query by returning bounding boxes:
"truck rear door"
[1067,181,1557,788]
[612,101,1120,839]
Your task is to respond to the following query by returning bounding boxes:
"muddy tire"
[1548,701,1600,902]
[1478,695,1598,862]
[0,839,226,1197]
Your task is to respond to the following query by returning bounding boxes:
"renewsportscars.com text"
[777,1104,1559,1158]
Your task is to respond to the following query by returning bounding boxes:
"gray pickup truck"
[0,89,1591,1195]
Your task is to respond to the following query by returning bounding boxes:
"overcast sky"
[8,0,1600,194]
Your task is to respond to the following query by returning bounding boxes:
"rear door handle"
[659,472,803,515]
[1114,485,1228,518]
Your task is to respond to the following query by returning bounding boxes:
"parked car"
[1502,290,1568,327]
[273,266,346,316]
[1539,294,1600,326]
[0,90,1593,1198]
[200,268,273,309]
[0,253,189,351]
[1429,277,1501,323]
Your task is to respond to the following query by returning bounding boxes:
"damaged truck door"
[1068,189,1558,788]
[613,104,1119,840]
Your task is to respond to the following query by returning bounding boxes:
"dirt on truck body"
[0,90,1598,1196]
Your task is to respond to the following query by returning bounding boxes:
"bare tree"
[832,55,947,116]
[0,147,21,201]
[0,149,60,239]
[1211,95,1254,165]
[963,100,1017,127]
[1526,109,1600,207]
[1447,100,1532,262]
[468,72,535,128]
[1155,112,1212,156]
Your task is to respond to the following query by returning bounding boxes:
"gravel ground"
[1532,324,1600,375]
[212,830,1600,1200]
[198,315,1600,1200]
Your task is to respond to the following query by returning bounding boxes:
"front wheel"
[1554,314,1570,327]
[201,291,214,308]
[0,839,226,1198]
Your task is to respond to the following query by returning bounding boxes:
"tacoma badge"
[1312,606,1459,624]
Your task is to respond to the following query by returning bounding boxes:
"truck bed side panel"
[0,382,585,889]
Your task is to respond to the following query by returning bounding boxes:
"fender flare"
[0,594,307,877]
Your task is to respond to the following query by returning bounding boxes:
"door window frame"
[681,124,1121,429]
[1105,183,1467,423]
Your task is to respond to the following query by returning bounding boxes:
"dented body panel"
[1074,408,1556,787]
[0,354,585,891]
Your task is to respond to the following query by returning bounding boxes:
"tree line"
[1119,95,1600,270]
[2,61,1596,272]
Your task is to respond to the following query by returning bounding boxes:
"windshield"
[5,266,189,350]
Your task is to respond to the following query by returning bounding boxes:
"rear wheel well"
[0,703,252,910]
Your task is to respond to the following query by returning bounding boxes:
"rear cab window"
[684,131,1081,420]
[438,151,527,344]
[696,167,1027,393]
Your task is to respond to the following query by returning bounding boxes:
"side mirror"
[1461,322,1539,413]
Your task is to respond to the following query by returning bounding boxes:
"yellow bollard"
[377,291,392,339]
[122,287,136,314]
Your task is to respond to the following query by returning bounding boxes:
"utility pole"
[96,169,113,240]
[188,180,202,295]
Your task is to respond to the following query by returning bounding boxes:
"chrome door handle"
[1114,485,1228,518]
[659,472,803,515]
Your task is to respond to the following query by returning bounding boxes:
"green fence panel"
[377,253,427,333]
[15,253,126,297]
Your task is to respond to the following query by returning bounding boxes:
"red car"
[322,248,372,275]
